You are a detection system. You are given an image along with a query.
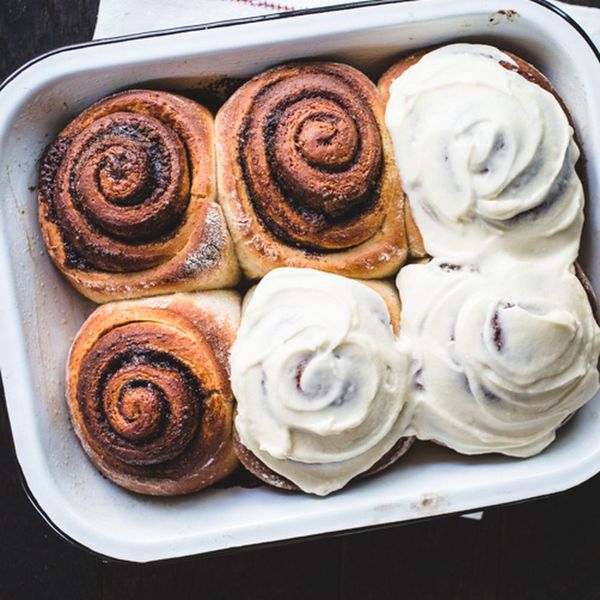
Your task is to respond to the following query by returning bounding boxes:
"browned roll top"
[39,90,239,301]
[77,322,205,468]
[67,293,240,495]
[216,62,407,279]
[51,113,191,272]
[239,64,385,250]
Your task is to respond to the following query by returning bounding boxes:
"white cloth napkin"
[94,0,600,44]
[92,0,599,522]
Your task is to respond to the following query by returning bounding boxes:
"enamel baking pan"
[1,0,599,563]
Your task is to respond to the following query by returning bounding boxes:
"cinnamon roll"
[38,90,239,303]
[397,259,600,456]
[230,268,414,496]
[380,44,584,265]
[215,62,408,280]
[66,291,240,495]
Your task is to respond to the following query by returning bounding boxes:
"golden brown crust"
[377,53,428,259]
[66,291,240,495]
[378,47,579,260]
[233,278,412,492]
[215,62,408,280]
[38,89,239,303]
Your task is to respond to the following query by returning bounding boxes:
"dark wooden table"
[2,1,600,598]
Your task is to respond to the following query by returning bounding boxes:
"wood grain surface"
[1,1,600,598]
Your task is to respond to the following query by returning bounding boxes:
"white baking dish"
[1,0,599,562]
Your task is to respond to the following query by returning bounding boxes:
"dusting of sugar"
[236,213,252,234]
[211,313,226,326]
[78,206,228,296]
[247,234,280,260]
[181,205,225,276]
[142,297,172,309]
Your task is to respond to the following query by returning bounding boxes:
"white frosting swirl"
[397,260,600,456]
[231,268,412,496]
[385,43,583,264]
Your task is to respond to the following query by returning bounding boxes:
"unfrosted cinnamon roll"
[38,90,239,303]
[66,291,240,495]
[380,44,584,264]
[397,259,600,456]
[215,62,408,280]
[230,268,414,496]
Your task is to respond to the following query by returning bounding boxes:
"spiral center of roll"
[98,144,150,204]
[273,98,371,219]
[110,381,165,442]
[296,113,358,169]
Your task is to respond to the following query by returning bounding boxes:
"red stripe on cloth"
[223,0,297,11]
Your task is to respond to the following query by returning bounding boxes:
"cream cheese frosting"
[397,259,600,456]
[385,43,583,264]
[230,268,412,495]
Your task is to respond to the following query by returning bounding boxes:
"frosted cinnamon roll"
[398,260,600,456]
[381,44,583,264]
[38,90,239,303]
[230,268,414,496]
[215,62,408,280]
[66,291,240,495]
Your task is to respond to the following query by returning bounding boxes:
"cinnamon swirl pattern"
[216,62,408,279]
[383,44,583,264]
[66,291,240,495]
[230,268,414,496]
[398,260,600,456]
[38,90,239,303]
